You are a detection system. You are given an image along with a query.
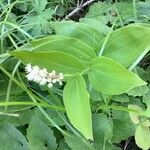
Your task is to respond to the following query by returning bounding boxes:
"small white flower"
[52,79,57,83]
[39,79,47,85]
[59,81,63,85]
[25,64,64,88]
[32,66,40,74]
[59,73,64,80]
[39,68,47,78]
[47,77,52,82]
[48,82,53,88]
[51,70,56,76]
[33,75,42,83]
[26,74,34,81]
[25,63,32,73]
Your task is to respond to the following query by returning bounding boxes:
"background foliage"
[0,0,150,150]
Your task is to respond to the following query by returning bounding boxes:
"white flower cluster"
[25,63,64,88]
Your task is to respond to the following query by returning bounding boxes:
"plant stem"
[65,0,95,19]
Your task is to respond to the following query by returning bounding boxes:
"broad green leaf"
[126,85,149,96]
[92,114,114,149]
[90,88,103,102]
[63,75,93,140]
[0,124,29,150]
[85,2,134,26]
[32,0,47,13]
[52,21,104,51]
[112,119,135,143]
[65,135,93,150]
[11,50,84,74]
[31,35,96,62]
[143,90,150,106]
[112,111,135,143]
[103,25,150,67]
[112,94,129,102]
[27,116,57,150]
[80,18,110,35]
[135,124,150,150]
[88,57,146,95]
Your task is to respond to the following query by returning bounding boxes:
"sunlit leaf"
[63,75,93,140]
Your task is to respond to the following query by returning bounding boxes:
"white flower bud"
[52,79,57,83]
[39,79,47,85]
[39,68,47,78]
[51,70,56,76]
[26,74,34,81]
[25,64,64,88]
[48,82,53,88]
[25,63,32,73]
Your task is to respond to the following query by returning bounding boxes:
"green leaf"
[93,114,113,147]
[103,25,150,67]
[0,53,10,64]
[11,50,84,74]
[126,85,149,96]
[128,105,142,125]
[31,35,96,62]
[135,124,150,150]
[65,135,93,150]
[63,75,93,140]
[0,124,29,150]
[143,90,150,106]
[112,111,135,143]
[112,94,129,102]
[22,8,54,36]
[32,0,47,13]
[88,57,146,95]
[52,21,104,51]
[27,116,57,150]
[80,18,110,35]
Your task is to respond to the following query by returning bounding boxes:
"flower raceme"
[25,64,64,88]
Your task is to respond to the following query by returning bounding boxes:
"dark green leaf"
[0,124,29,150]
[27,116,57,150]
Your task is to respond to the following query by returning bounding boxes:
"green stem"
[5,61,21,112]
[98,19,117,56]
[98,104,145,116]
[133,0,137,20]
[0,101,65,111]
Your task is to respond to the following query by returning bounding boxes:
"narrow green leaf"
[88,57,146,95]
[135,124,150,150]
[0,53,10,64]
[63,75,93,140]
[52,21,104,51]
[103,25,150,67]
[31,35,96,62]
[11,50,84,74]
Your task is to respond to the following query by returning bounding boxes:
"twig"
[124,137,131,150]
[65,0,95,19]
